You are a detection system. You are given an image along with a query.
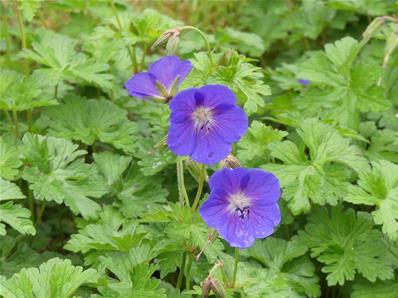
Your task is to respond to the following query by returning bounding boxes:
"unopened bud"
[166,33,180,55]
[202,277,226,298]
[362,16,387,43]
[218,49,234,66]
[383,26,398,67]
[185,159,208,183]
[196,229,218,261]
[152,28,180,51]
[219,155,240,169]
[154,136,167,149]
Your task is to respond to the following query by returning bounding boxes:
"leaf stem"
[26,109,32,132]
[179,26,213,66]
[27,188,35,222]
[4,111,14,135]
[54,84,58,99]
[36,201,46,225]
[185,254,193,290]
[139,42,147,71]
[12,110,20,138]
[176,158,190,206]
[13,0,26,49]
[176,252,187,289]
[191,164,206,210]
[232,247,239,288]
[109,0,137,73]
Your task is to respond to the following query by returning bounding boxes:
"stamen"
[192,107,214,132]
[227,192,251,219]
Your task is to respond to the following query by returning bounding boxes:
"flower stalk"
[13,0,26,49]
[185,254,193,290]
[176,158,190,206]
[12,110,20,138]
[178,25,214,66]
[109,0,138,72]
[176,252,187,289]
[232,248,239,288]
[191,164,206,210]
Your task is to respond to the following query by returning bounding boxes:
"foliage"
[1,0,398,297]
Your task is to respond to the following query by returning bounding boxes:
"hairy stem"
[176,158,190,206]
[232,248,239,288]
[27,189,35,222]
[54,84,58,99]
[12,110,20,138]
[109,0,137,72]
[185,255,193,290]
[13,0,26,49]
[179,25,213,66]
[36,201,46,225]
[176,252,187,289]
[191,164,206,210]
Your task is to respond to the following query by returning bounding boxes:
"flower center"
[192,107,214,132]
[227,192,251,220]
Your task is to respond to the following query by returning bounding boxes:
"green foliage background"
[0,0,398,297]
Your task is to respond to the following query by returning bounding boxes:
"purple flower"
[297,78,310,86]
[167,85,248,165]
[200,168,281,248]
[124,56,192,100]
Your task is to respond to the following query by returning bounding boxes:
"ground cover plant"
[0,0,398,297]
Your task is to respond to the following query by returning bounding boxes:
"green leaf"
[183,51,271,115]
[298,206,394,286]
[21,133,108,218]
[95,244,166,298]
[18,0,43,22]
[0,69,57,111]
[93,152,132,188]
[295,37,390,128]
[0,178,34,236]
[0,178,25,201]
[237,120,288,166]
[164,205,225,263]
[0,201,35,236]
[345,160,398,240]
[352,279,398,298]
[0,258,98,298]
[264,118,368,214]
[19,30,113,90]
[243,237,321,298]
[216,28,265,57]
[0,240,47,278]
[359,122,398,163]
[64,207,148,265]
[42,96,138,153]
[0,136,22,180]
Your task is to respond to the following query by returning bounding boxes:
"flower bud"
[218,49,234,66]
[202,277,212,298]
[185,159,208,183]
[202,277,226,298]
[166,33,180,55]
[383,26,398,66]
[362,16,387,43]
[152,28,180,51]
[219,155,241,169]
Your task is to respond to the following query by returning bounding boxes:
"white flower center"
[192,107,214,132]
[227,192,251,219]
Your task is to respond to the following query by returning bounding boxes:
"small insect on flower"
[124,56,192,101]
[167,85,248,165]
[200,168,281,248]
